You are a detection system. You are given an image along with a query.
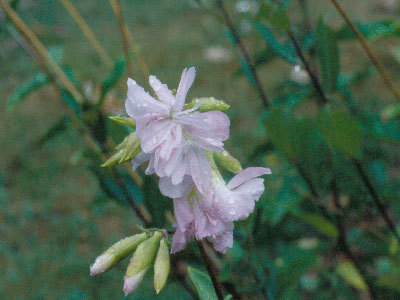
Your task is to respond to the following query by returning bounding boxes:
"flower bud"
[109,116,136,128]
[154,238,170,294]
[123,267,148,296]
[214,150,242,174]
[101,132,141,167]
[125,231,163,279]
[184,97,230,112]
[90,232,148,276]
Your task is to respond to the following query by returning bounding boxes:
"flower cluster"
[125,67,271,254]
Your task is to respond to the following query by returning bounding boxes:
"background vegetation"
[1,0,400,299]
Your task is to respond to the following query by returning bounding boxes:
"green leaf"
[34,116,69,147]
[48,45,64,64]
[258,3,290,31]
[224,295,233,300]
[101,58,126,100]
[188,266,218,300]
[377,273,400,291]
[318,110,363,157]
[60,89,82,118]
[316,18,340,92]
[335,20,400,41]
[6,73,50,111]
[382,103,400,121]
[294,213,338,239]
[336,261,367,291]
[253,22,297,63]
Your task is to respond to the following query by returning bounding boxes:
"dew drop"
[228,197,235,204]
[252,190,258,195]
[152,137,157,144]
[229,209,236,215]
[142,102,147,107]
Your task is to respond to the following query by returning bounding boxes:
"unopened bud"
[125,232,163,279]
[90,233,148,276]
[214,150,242,174]
[102,132,141,167]
[154,238,170,294]
[109,116,136,128]
[123,267,148,296]
[184,97,230,112]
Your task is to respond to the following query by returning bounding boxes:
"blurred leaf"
[258,3,290,31]
[48,45,64,64]
[109,116,136,128]
[382,103,400,121]
[60,89,82,118]
[188,266,218,300]
[377,273,400,291]
[276,247,317,296]
[224,295,233,300]
[34,116,69,147]
[100,58,126,100]
[336,261,367,291]
[6,73,50,111]
[253,22,297,63]
[335,20,400,41]
[294,213,338,239]
[316,18,340,91]
[144,175,171,227]
[318,110,363,157]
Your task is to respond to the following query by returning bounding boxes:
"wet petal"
[125,78,169,119]
[140,119,173,153]
[173,198,194,231]
[159,175,193,199]
[170,228,188,254]
[211,230,233,254]
[188,147,211,194]
[149,75,175,107]
[174,67,196,112]
[227,167,271,190]
[131,151,151,171]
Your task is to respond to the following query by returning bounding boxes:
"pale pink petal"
[145,155,155,175]
[174,67,196,112]
[125,78,169,119]
[211,230,233,254]
[170,156,188,185]
[158,123,182,161]
[131,151,151,171]
[227,167,271,190]
[193,203,212,239]
[170,228,188,254]
[149,75,175,107]
[188,147,211,194]
[140,119,173,153]
[164,146,184,177]
[159,176,193,199]
[173,198,194,231]
[176,111,230,141]
[193,136,224,152]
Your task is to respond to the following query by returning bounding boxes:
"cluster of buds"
[90,231,170,295]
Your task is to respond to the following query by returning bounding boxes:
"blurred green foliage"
[1,0,400,299]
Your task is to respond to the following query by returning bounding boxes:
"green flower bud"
[90,232,148,276]
[101,132,141,167]
[123,267,148,296]
[125,231,163,279]
[109,116,136,128]
[184,97,230,112]
[214,150,242,174]
[154,238,170,294]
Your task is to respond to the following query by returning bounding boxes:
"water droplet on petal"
[142,102,147,107]
[153,137,157,144]
[228,197,235,204]
[229,209,236,215]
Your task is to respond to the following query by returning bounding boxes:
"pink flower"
[170,167,271,254]
[125,67,230,193]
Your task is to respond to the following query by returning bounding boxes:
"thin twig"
[108,0,150,79]
[284,23,400,245]
[0,0,84,104]
[215,0,270,108]
[60,0,114,68]
[197,240,225,300]
[286,29,328,106]
[352,158,400,244]
[329,0,400,102]
[108,0,134,78]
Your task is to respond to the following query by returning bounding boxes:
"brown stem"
[108,0,134,78]
[286,29,328,106]
[197,240,225,300]
[352,158,400,244]
[60,0,114,68]
[329,0,400,102]
[216,0,270,108]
